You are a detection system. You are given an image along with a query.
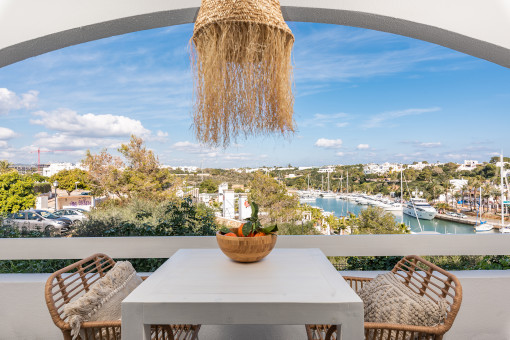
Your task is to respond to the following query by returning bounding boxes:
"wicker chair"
[306,255,462,340]
[45,253,201,340]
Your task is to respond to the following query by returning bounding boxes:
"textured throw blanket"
[63,261,142,340]
[358,272,448,340]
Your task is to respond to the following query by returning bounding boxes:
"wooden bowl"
[216,229,277,263]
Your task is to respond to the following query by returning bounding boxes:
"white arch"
[0,0,509,68]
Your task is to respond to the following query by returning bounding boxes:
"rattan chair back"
[308,255,463,340]
[45,253,115,337]
[45,253,200,340]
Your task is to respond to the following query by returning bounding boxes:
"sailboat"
[320,171,337,198]
[499,153,510,233]
[385,169,405,212]
[474,186,494,232]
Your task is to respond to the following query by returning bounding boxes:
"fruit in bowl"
[216,202,278,263]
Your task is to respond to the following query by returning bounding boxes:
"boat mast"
[346,171,349,194]
[340,175,343,193]
[501,153,505,228]
[327,171,330,192]
[400,168,404,223]
[476,187,481,225]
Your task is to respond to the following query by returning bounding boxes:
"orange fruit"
[225,232,237,237]
[254,232,265,237]
[237,225,245,237]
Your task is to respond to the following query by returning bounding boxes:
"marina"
[303,196,498,234]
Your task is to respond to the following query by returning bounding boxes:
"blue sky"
[0,22,509,167]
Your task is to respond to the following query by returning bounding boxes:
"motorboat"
[320,192,337,198]
[384,202,404,212]
[500,226,510,234]
[403,198,437,220]
[474,222,494,232]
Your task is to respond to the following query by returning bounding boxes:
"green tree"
[351,207,409,234]
[50,169,89,195]
[199,179,219,193]
[31,173,48,183]
[0,160,12,174]
[0,172,36,214]
[249,172,299,223]
[83,135,181,200]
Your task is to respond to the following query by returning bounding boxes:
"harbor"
[303,196,499,234]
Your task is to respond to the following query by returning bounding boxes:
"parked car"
[53,208,88,223]
[80,191,91,196]
[2,210,72,236]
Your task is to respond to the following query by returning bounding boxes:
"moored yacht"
[403,198,437,220]
[384,202,404,212]
[320,192,337,198]
[474,222,494,232]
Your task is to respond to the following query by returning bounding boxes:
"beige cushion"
[358,272,447,327]
[63,261,143,339]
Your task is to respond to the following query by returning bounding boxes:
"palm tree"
[454,192,461,210]
[482,183,492,214]
[461,184,469,210]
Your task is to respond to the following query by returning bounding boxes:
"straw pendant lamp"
[191,0,295,147]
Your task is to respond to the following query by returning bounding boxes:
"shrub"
[33,182,51,194]
[72,197,218,237]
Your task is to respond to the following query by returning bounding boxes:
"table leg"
[122,303,151,340]
[336,314,364,340]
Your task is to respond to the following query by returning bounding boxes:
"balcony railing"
[1,234,509,339]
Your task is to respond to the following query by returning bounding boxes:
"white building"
[42,163,85,177]
[162,165,199,172]
[407,162,432,171]
[457,160,479,171]
[318,167,334,173]
[363,162,403,175]
[450,179,468,191]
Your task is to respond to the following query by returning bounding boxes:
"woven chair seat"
[45,253,201,340]
[305,255,462,340]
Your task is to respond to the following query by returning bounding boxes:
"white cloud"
[0,141,8,148]
[30,108,151,138]
[156,131,168,138]
[171,141,263,163]
[301,113,349,127]
[314,138,343,149]
[357,144,370,150]
[419,142,441,148]
[0,127,17,140]
[336,152,344,156]
[294,26,469,85]
[363,107,441,128]
[0,150,14,158]
[0,88,38,114]
[172,141,210,154]
[336,122,349,128]
[30,133,123,151]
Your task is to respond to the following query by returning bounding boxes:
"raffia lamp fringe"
[191,0,295,147]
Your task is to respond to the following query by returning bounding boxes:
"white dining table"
[121,248,364,340]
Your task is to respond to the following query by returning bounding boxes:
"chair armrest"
[343,276,373,293]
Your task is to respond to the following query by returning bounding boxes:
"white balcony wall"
[1,235,510,339]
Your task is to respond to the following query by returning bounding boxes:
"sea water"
[306,197,480,234]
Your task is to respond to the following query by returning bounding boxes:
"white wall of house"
[1,270,509,340]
